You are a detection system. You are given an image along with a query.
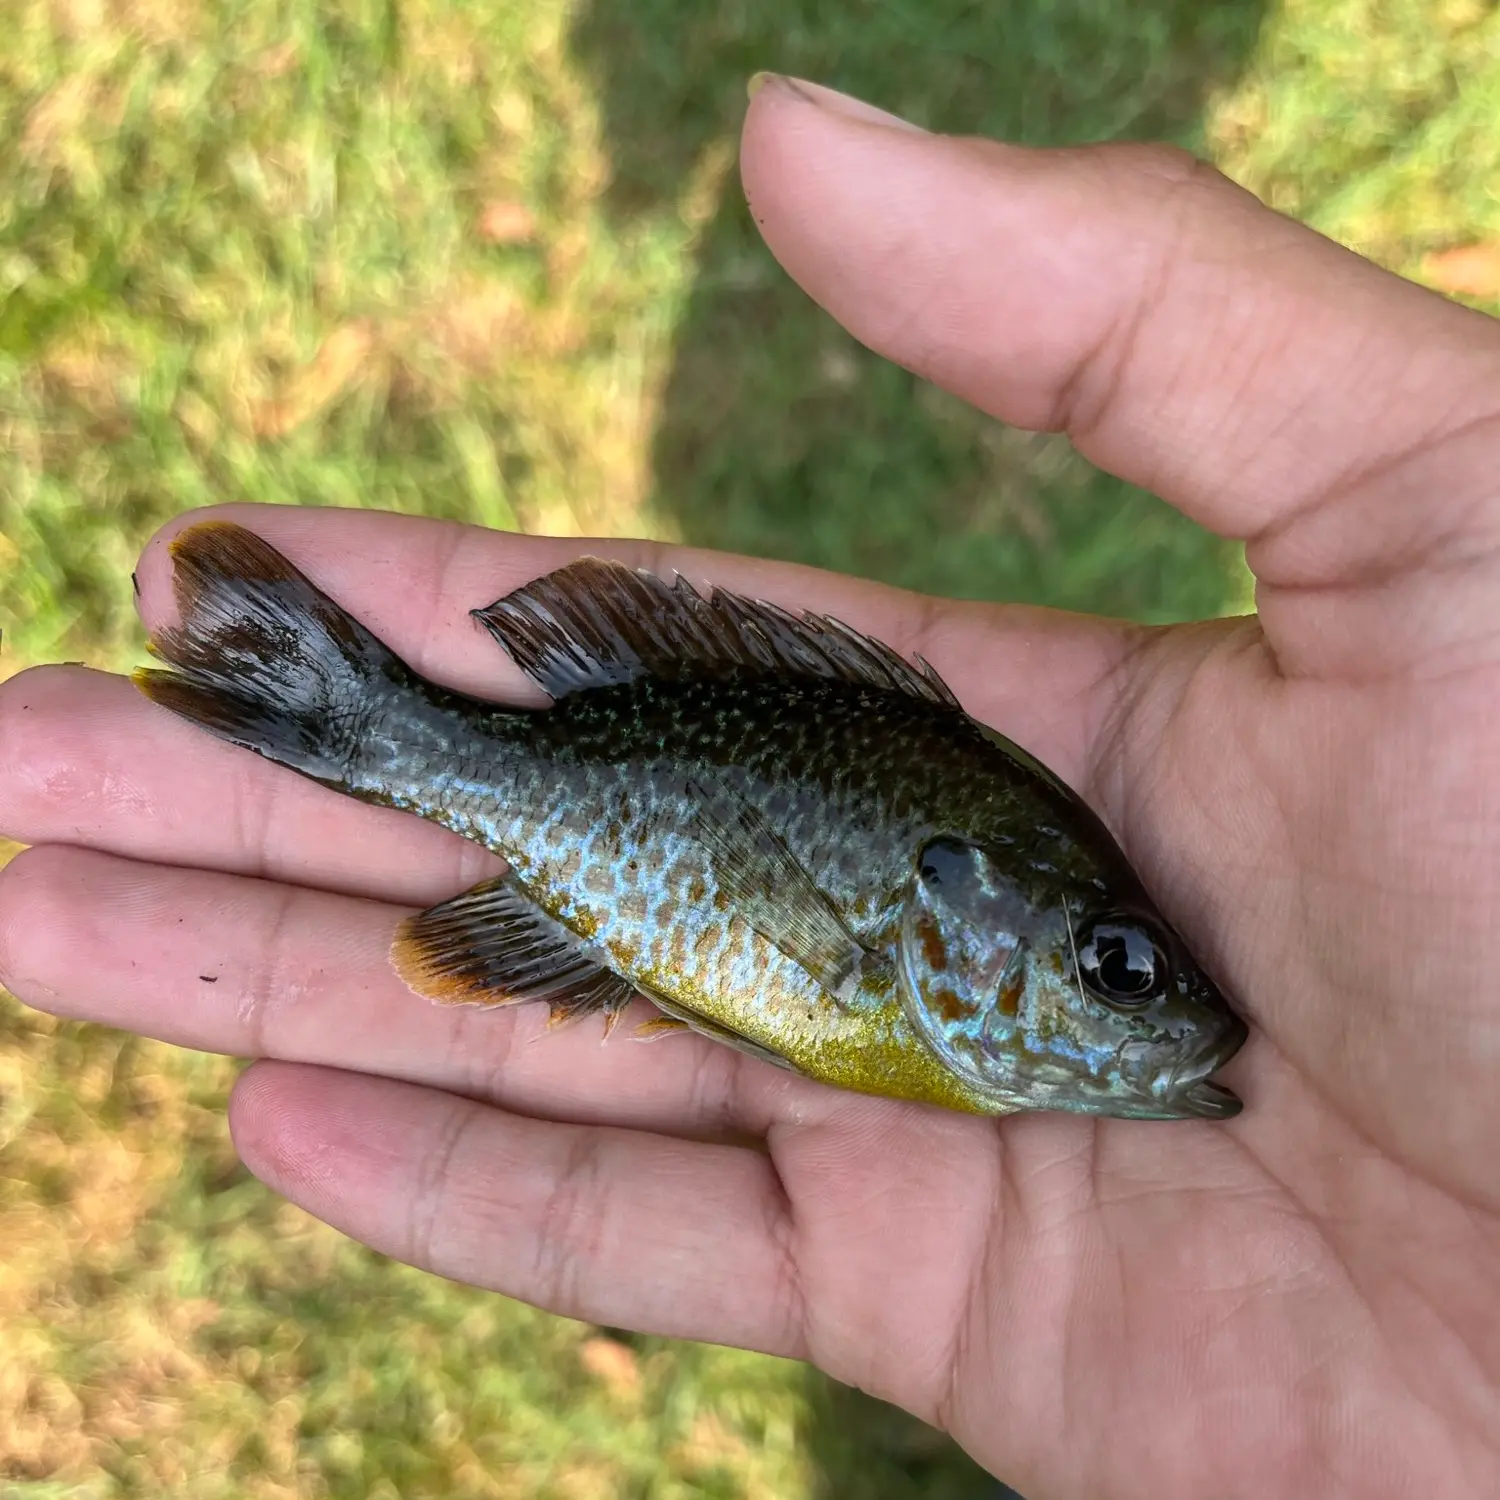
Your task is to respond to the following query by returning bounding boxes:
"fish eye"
[1077,917,1169,1006]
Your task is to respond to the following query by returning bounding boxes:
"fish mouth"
[1177,1078,1242,1119]
[1167,1012,1249,1120]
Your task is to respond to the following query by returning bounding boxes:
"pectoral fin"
[633,987,798,1072]
[392,875,636,1030]
[685,775,870,1004]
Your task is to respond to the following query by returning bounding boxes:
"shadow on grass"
[568,2,1267,1494]
[568,0,1268,627]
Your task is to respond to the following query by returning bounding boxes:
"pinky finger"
[228,1060,809,1355]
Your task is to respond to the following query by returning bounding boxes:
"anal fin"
[392,875,636,1030]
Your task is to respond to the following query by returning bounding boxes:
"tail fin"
[133,522,408,790]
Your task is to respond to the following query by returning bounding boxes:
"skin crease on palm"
[2,71,1500,1498]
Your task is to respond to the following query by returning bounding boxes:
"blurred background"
[1,0,1497,1494]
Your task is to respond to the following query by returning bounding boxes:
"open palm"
[4,78,1499,1499]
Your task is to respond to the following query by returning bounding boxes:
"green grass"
[2,0,1498,1493]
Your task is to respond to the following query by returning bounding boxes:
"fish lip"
[1165,1012,1249,1118]
[1179,1079,1243,1119]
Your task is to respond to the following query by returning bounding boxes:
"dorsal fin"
[472,558,961,708]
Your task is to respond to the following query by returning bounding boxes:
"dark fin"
[392,875,637,1026]
[472,557,961,708]
[132,522,406,790]
[686,775,869,1004]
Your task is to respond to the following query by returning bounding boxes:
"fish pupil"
[1078,920,1165,1004]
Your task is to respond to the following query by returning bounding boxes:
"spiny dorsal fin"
[392,874,636,1030]
[472,557,961,708]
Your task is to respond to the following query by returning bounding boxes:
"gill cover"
[897,836,1033,1094]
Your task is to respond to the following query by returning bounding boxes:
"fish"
[132,521,1248,1120]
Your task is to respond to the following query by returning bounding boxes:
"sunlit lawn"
[2,0,1497,1493]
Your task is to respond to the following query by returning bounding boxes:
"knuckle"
[0,843,87,1000]
[761,1185,809,1358]
[689,1042,756,1142]
[530,1132,609,1315]
[238,885,299,1057]
[1046,144,1244,449]
[230,756,278,880]
[1079,139,1232,198]
[863,277,948,385]
[406,1101,483,1272]
[0,667,97,834]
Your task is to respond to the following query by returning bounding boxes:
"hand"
[4,75,1500,1500]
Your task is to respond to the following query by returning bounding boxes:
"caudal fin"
[133,522,408,790]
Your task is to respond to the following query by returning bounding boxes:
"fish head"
[897,835,1247,1119]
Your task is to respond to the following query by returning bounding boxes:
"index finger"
[135,501,1130,785]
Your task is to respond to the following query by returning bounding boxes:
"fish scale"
[133,521,1249,1120]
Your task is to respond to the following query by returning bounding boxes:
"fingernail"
[749,73,928,135]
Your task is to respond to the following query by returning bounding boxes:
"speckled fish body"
[408,674,1084,1114]
[135,523,1248,1120]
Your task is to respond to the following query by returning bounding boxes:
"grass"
[1,0,1497,1494]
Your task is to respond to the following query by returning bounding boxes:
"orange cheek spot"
[931,986,978,1025]
[996,972,1024,1018]
[919,916,948,972]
